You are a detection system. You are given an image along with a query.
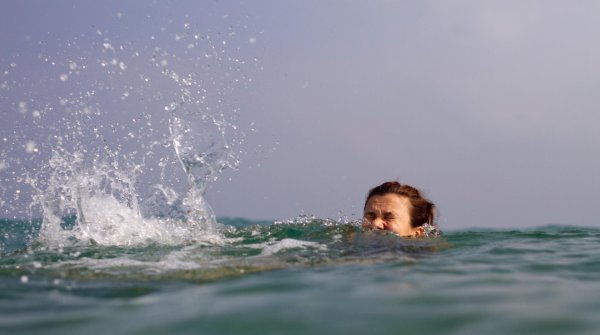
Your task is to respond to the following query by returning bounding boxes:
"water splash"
[1,10,256,248]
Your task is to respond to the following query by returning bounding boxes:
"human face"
[362,193,419,237]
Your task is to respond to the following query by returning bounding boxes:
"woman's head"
[363,181,436,234]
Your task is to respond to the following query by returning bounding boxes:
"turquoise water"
[1,218,599,335]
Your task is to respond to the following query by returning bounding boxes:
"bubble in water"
[248,37,257,44]
[119,61,127,71]
[69,62,78,70]
[59,74,69,81]
[20,275,29,283]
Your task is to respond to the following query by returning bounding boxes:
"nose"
[370,218,385,230]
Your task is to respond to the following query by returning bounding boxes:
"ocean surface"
[1,218,599,335]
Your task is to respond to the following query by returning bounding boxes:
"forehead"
[364,193,411,212]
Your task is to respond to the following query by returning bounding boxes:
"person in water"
[362,181,440,237]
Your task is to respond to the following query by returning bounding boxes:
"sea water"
[1,220,600,335]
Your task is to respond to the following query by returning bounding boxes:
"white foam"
[52,242,226,275]
[35,150,223,248]
[261,238,327,256]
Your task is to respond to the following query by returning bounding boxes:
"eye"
[364,213,375,220]
[383,213,394,220]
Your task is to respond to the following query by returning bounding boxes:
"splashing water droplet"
[18,101,27,113]
[26,142,38,154]
[103,42,114,51]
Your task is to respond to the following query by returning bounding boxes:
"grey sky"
[1,1,599,229]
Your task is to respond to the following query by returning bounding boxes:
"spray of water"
[1,16,256,248]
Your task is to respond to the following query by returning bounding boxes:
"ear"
[414,227,424,237]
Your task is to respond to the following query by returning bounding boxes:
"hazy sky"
[1,1,599,229]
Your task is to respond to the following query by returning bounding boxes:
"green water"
[1,219,599,335]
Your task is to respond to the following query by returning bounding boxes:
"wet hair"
[364,181,437,228]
